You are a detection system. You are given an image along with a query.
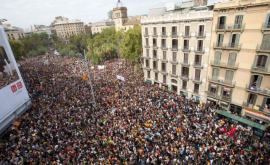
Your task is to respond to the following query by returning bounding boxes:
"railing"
[161,32,167,37]
[193,62,203,68]
[251,65,270,73]
[207,91,219,99]
[142,55,151,59]
[242,101,270,116]
[182,46,190,52]
[195,47,205,53]
[261,22,270,30]
[152,55,158,60]
[208,76,236,87]
[228,43,242,49]
[182,32,190,37]
[180,74,189,80]
[153,44,158,48]
[152,32,158,37]
[169,58,178,64]
[171,32,178,37]
[160,69,167,74]
[216,24,245,30]
[192,77,202,84]
[161,44,167,49]
[145,44,150,48]
[180,60,190,66]
[160,57,168,62]
[143,33,149,37]
[193,89,199,94]
[195,32,205,37]
[220,95,231,102]
[213,42,223,48]
[153,67,159,71]
[213,42,241,50]
[182,86,187,90]
[210,60,239,69]
[144,65,151,70]
[256,44,270,52]
[170,71,178,77]
[246,84,270,96]
[171,45,178,51]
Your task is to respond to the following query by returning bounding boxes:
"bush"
[37,46,46,55]
[27,50,38,57]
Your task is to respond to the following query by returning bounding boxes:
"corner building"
[141,0,213,102]
[207,0,270,122]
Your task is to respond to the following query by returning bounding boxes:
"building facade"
[2,23,24,40]
[141,0,213,102]
[91,20,115,34]
[207,0,270,123]
[50,16,85,42]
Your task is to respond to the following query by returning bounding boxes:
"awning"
[244,108,270,123]
[216,110,266,131]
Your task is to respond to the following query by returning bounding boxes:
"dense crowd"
[0,55,269,165]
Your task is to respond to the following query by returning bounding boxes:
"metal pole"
[84,50,97,110]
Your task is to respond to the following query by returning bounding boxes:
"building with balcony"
[207,0,270,124]
[141,0,213,102]
[50,16,85,43]
[2,23,24,40]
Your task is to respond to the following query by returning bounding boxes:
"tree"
[8,39,26,60]
[120,24,142,63]
[27,50,38,57]
[37,46,46,55]
[60,47,70,56]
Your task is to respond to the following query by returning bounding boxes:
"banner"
[98,65,105,70]
[0,26,30,124]
[116,75,125,81]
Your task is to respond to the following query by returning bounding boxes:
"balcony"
[152,32,158,37]
[143,65,151,70]
[160,58,168,62]
[210,60,239,70]
[193,89,199,94]
[256,44,270,53]
[152,55,159,61]
[207,92,220,99]
[169,58,178,64]
[182,32,191,38]
[194,47,205,54]
[193,62,204,69]
[242,102,270,116]
[169,71,178,78]
[180,60,190,67]
[171,32,178,38]
[153,44,158,49]
[182,46,190,52]
[216,24,245,32]
[159,69,168,75]
[246,84,270,97]
[195,32,206,38]
[145,44,150,48]
[220,95,231,102]
[142,55,151,59]
[179,74,189,80]
[171,45,178,51]
[153,67,159,72]
[182,86,187,90]
[143,33,149,37]
[261,22,270,32]
[208,76,235,87]
[161,32,167,38]
[161,44,167,50]
[191,77,202,84]
[251,65,270,75]
[213,42,241,51]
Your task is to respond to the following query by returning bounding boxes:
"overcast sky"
[0,0,178,29]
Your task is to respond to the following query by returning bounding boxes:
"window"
[225,70,234,84]
[264,13,270,28]
[234,15,243,29]
[209,84,218,94]
[198,25,204,36]
[171,79,177,84]
[182,80,187,89]
[247,93,257,105]
[194,84,199,93]
[172,26,177,35]
[221,87,231,99]
[218,16,226,29]
[162,27,166,35]
[184,53,189,63]
[153,50,157,58]
[214,51,222,64]
[155,73,158,81]
[255,55,268,68]
[145,27,148,35]
[182,67,189,76]
[146,38,149,46]
[146,49,149,57]
[162,39,166,47]
[163,75,166,83]
[185,26,190,36]
[195,69,201,80]
[197,40,203,51]
[217,34,224,46]
[153,38,157,46]
[153,27,157,35]
[162,63,166,71]
[147,71,150,78]
[172,65,176,75]
[195,55,202,65]
[172,39,178,48]
[249,75,263,88]
[228,52,237,67]
[261,34,270,50]
[153,61,157,69]
[184,40,189,49]
[173,52,177,62]
[146,60,149,67]
[212,68,219,79]
[229,34,240,48]
[163,51,166,60]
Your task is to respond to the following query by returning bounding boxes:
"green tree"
[8,39,26,60]
[120,24,142,63]
[27,50,38,57]
[37,46,46,55]
[60,47,70,56]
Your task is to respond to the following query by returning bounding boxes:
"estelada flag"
[83,75,88,81]
[219,127,227,133]
[227,127,237,137]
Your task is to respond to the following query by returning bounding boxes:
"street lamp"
[0,19,8,25]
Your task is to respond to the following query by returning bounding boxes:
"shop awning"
[146,80,152,84]
[216,110,266,131]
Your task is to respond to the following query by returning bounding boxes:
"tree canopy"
[8,39,26,60]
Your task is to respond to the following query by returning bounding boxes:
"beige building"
[141,0,212,102]
[91,20,115,34]
[51,16,85,42]
[207,0,270,123]
[113,0,140,31]
[2,23,24,40]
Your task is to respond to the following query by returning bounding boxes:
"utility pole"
[84,49,97,110]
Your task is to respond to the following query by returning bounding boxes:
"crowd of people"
[0,54,269,165]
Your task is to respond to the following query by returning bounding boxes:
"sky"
[0,0,177,29]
